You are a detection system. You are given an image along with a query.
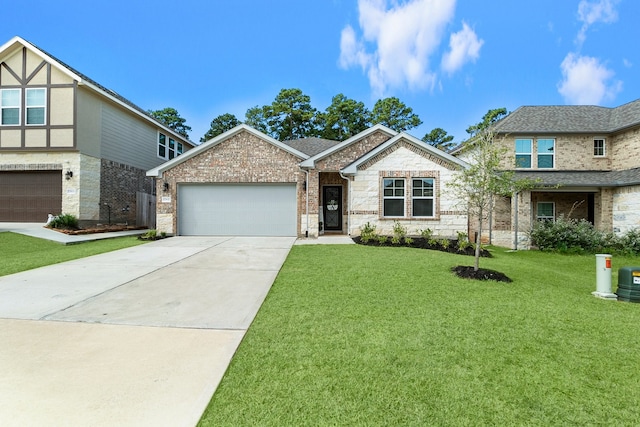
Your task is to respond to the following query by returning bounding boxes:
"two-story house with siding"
[472,100,640,249]
[0,36,193,226]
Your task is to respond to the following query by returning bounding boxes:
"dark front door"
[323,186,342,231]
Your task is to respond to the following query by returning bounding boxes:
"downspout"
[339,171,351,236]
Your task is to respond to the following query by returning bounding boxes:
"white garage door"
[177,183,297,236]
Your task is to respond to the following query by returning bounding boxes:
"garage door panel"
[178,184,297,236]
[0,171,62,222]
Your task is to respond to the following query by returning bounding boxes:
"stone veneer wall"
[612,186,640,234]
[350,144,467,237]
[156,130,304,235]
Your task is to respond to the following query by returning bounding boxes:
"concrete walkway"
[0,235,295,427]
[0,221,148,244]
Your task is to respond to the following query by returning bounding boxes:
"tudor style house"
[0,36,194,225]
[147,124,469,238]
[474,99,640,248]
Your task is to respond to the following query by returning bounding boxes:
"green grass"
[199,245,640,426]
[0,232,147,277]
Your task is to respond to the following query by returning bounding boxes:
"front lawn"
[200,245,640,426]
[0,232,147,277]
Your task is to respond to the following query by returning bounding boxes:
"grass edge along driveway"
[0,232,147,277]
[200,244,640,426]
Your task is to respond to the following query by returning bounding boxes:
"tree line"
[149,88,507,152]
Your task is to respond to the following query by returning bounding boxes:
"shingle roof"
[494,99,640,134]
[282,137,341,156]
[514,167,640,187]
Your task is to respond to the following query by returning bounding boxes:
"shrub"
[420,228,433,239]
[529,216,640,255]
[359,222,377,243]
[377,235,388,244]
[47,213,79,230]
[404,236,414,245]
[393,221,407,240]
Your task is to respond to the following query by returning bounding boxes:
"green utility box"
[616,267,640,303]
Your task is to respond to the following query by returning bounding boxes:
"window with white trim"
[412,178,434,217]
[515,139,532,168]
[26,88,46,125]
[537,202,555,221]
[1,89,20,125]
[383,178,405,217]
[594,138,605,157]
[537,138,555,168]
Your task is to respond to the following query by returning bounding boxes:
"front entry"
[323,186,343,231]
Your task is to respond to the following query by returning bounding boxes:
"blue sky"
[3,0,638,143]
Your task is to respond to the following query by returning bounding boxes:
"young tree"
[371,97,422,132]
[148,107,192,139]
[201,113,242,142]
[448,129,535,271]
[320,93,372,141]
[422,127,455,151]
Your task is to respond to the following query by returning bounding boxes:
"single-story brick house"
[146,123,469,237]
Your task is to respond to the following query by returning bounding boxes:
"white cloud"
[441,22,483,74]
[558,52,622,104]
[576,0,619,46]
[338,0,459,96]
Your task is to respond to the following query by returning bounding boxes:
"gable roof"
[341,132,469,175]
[494,99,640,134]
[0,36,193,147]
[299,124,397,168]
[282,137,341,156]
[147,124,309,178]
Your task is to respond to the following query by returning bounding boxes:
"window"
[158,133,167,158]
[412,178,434,217]
[537,202,555,221]
[168,138,176,159]
[515,139,532,168]
[383,178,404,217]
[594,138,605,157]
[158,133,184,160]
[26,88,46,125]
[537,138,555,168]
[1,89,20,125]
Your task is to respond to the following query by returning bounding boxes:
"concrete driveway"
[0,236,295,427]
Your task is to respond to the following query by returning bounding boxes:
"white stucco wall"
[349,145,467,237]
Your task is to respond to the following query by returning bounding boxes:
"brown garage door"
[0,171,62,222]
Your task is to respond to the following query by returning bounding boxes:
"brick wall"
[100,159,153,225]
[496,134,613,170]
[156,130,304,235]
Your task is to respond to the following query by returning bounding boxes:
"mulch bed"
[352,236,492,258]
[451,265,513,283]
[47,225,146,235]
[353,236,513,282]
